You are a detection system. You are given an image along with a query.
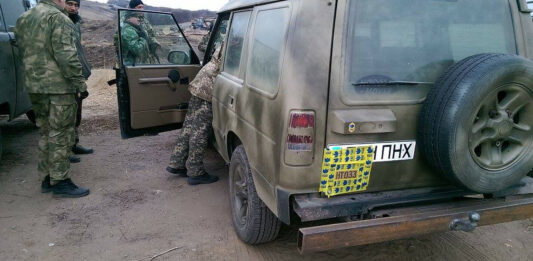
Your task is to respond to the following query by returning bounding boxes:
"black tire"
[229,145,281,244]
[419,54,533,193]
[26,110,36,124]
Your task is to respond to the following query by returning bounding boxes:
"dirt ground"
[1,70,532,261]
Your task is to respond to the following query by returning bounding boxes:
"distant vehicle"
[0,0,37,158]
[191,17,215,30]
[116,0,533,254]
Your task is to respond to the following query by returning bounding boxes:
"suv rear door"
[116,9,201,138]
[325,0,520,194]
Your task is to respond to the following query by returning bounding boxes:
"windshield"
[346,0,517,87]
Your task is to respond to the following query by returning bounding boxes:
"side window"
[247,7,290,96]
[223,11,251,77]
[202,14,229,64]
[119,10,198,66]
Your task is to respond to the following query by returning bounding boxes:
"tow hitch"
[450,212,480,232]
[298,195,533,254]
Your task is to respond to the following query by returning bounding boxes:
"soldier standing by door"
[114,0,160,65]
[15,0,90,198]
[167,44,224,186]
[65,0,94,163]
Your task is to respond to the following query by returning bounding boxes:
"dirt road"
[0,71,532,261]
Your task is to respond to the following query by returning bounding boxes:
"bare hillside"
[79,0,115,21]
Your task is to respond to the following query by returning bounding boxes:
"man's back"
[15,0,84,94]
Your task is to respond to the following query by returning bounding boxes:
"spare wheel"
[418,54,533,193]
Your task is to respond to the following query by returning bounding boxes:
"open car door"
[116,9,201,138]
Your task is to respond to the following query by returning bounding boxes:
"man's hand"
[138,29,148,40]
[79,91,89,100]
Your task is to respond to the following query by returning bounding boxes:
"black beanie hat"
[129,0,144,8]
[67,0,81,4]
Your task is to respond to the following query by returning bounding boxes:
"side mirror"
[168,51,190,65]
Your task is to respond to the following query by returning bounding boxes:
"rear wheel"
[229,145,281,244]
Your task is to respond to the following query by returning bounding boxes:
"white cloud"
[88,0,229,11]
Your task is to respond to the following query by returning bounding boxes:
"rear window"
[345,0,517,96]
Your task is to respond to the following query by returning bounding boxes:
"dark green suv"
[0,0,38,156]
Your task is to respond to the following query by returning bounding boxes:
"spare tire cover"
[418,54,533,193]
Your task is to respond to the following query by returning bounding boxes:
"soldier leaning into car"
[65,0,94,164]
[15,0,90,198]
[166,44,225,186]
[113,0,160,65]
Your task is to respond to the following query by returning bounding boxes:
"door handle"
[138,77,177,92]
[228,95,235,108]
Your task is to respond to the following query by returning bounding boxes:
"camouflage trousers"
[169,96,212,177]
[29,94,77,185]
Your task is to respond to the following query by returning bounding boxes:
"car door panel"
[0,8,17,119]
[125,65,199,129]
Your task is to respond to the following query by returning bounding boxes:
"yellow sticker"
[348,122,356,133]
[319,146,374,197]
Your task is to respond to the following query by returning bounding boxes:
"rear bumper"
[298,194,533,253]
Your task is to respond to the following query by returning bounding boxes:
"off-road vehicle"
[0,0,38,158]
[116,0,533,253]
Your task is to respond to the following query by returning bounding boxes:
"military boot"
[41,175,52,193]
[52,179,90,198]
[69,155,81,163]
[188,173,219,185]
[166,166,187,177]
[72,144,94,155]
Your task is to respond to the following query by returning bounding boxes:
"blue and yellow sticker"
[319,146,374,197]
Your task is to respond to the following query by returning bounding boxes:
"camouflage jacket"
[189,44,223,102]
[70,14,92,80]
[15,0,86,94]
[114,13,159,66]
[121,21,151,65]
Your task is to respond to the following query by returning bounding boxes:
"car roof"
[219,0,283,13]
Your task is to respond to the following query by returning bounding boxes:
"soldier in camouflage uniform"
[167,44,224,185]
[121,11,152,65]
[198,33,209,53]
[15,0,89,197]
[114,0,160,66]
[65,0,94,162]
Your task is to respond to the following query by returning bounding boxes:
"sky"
[89,0,229,11]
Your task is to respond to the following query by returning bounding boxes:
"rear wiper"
[352,81,433,86]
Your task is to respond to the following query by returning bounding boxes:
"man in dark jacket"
[65,0,94,162]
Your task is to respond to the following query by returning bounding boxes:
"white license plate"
[328,141,416,162]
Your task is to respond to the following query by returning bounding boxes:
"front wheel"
[229,145,281,244]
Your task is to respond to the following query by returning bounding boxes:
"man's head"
[129,0,144,9]
[125,12,141,25]
[65,0,80,15]
[53,0,67,9]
